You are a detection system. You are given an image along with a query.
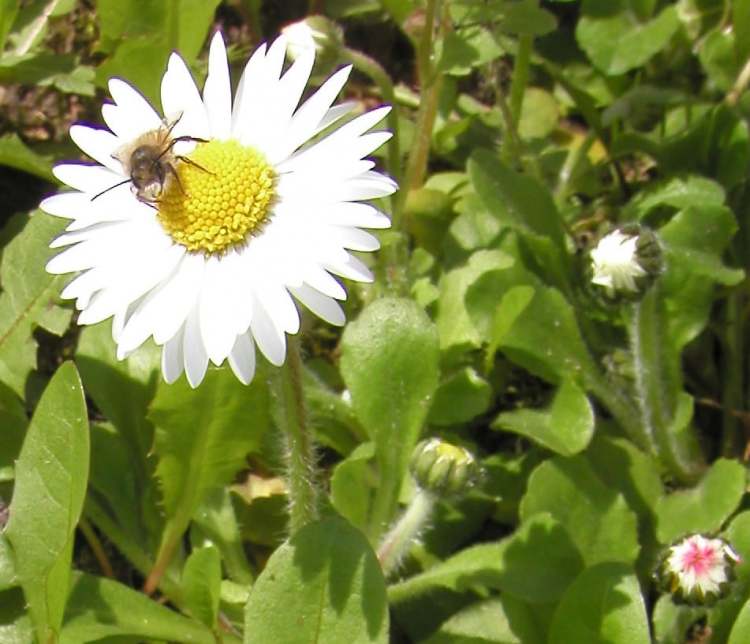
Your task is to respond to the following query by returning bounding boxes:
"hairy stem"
[273,336,319,533]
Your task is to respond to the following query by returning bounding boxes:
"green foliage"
[3,0,750,641]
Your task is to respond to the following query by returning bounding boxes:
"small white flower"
[663,534,740,602]
[590,229,647,294]
[43,33,396,388]
[282,21,319,60]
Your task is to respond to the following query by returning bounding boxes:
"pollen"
[157,139,276,254]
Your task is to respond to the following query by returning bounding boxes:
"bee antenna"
[91,178,131,201]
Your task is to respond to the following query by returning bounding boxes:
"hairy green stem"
[720,286,744,456]
[377,489,436,577]
[273,336,319,533]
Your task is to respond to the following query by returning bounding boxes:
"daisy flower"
[660,534,740,604]
[42,33,396,387]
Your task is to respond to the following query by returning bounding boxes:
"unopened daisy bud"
[410,438,479,497]
[281,16,344,67]
[657,534,741,605]
[590,226,663,297]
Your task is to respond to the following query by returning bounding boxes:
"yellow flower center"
[157,140,276,254]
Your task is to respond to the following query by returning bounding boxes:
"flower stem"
[78,517,114,578]
[377,488,436,577]
[273,335,319,533]
[726,55,750,106]
[343,47,401,184]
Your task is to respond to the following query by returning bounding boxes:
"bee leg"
[177,155,214,175]
[166,164,188,195]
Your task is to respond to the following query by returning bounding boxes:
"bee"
[92,114,206,205]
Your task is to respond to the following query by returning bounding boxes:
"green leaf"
[548,563,650,644]
[729,599,750,644]
[0,212,69,396]
[340,298,439,537]
[388,513,583,605]
[61,573,214,644]
[330,443,376,533]
[429,367,492,426]
[438,27,504,76]
[0,134,54,181]
[625,175,726,220]
[424,596,543,644]
[77,323,160,469]
[0,535,17,591]
[655,458,747,544]
[5,362,89,643]
[0,588,34,644]
[492,379,594,456]
[469,149,565,246]
[499,2,557,36]
[576,3,680,75]
[244,517,388,643]
[182,546,221,629]
[0,0,19,51]
[734,0,750,62]
[149,366,270,558]
[436,249,514,356]
[520,456,640,565]
[698,28,739,92]
[518,88,559,139]
[0,381,27,482]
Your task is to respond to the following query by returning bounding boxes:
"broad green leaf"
[492,379,594,456]
[438,27,503,76]
[244,517,388,644]
[0,381,26,481]
[77,323,160,469]
[388,513,583,605]
[0,134,54,181]
[429,367,492,426]
[576,3,679,75]
[656,458,747,544]
[625,175,725,220]
[699,28,738,92]
[734,0,750,62]
[5,362,89,643]
[0,0,19,51]
[469,149,565,246]
[330,442,377,533]
[518,88,559,139]
[174,0,222,62]
[340,298,439,536]
[193,488,253,584]
[660,205,743,350]
[652,595,705,644]
[182,546,221,629]
[499,2,557,35]
[0,535,17,591]
[728,599,750,644]
[520,456,640,565]
[436,249,514,355]
[149,366,270,563]
[61,573,214,644]
[548,563,650,644]
[424,596,542,644]
[0,588,33,644]
[0,212,69,396]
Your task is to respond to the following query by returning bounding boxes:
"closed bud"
[590,225,663,298]
[281,16,344,68]
[656,534,741,606]
[410,438,479,497]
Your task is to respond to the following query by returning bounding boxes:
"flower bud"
[410,438,479,497]
[281,16,344,68]
[590,225,663,297]
[657,534,741,605]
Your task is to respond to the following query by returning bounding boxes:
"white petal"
[321,202,391,229]
[107,78,162,138]
[231,42,267,130]
[325,253,373,282]
[199,256,242,365]
[69,125,122,172]
[316,101,357,132]
[250,293,287,366]
[162,326,186,384]
[53,164,123,193]
[184,305,209,388]
[290,284,345,326]
[203,32,232,140]
[228,333,256,385]
[277,65,352,158]
[41,191,91,219]
[161,52,210,140]
[329,227,380,252]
